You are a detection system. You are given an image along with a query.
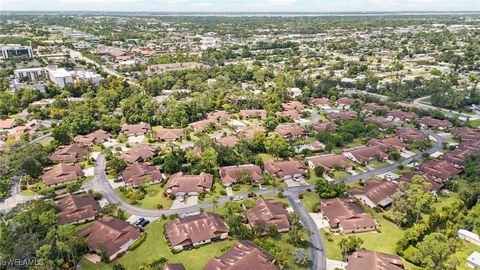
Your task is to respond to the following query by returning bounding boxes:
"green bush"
[128,234,147,251]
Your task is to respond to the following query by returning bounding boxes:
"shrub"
[128,234,147,251]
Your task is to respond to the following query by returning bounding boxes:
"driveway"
[285,178,307,187]
[309,212,329,229]
[327,259,347,270]
[171,195,198,209]
[128,135,145,144]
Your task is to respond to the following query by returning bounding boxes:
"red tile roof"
[56,194,100,224]
[42,163,84,186]
[346,249,405,270]
[220,164,263,185]
[246,199,290,231]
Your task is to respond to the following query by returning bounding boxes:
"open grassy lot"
[371,160,390,169]
[116,184,173,210]
[470,119,480,128]
[80,218,236,270]
[332,170,351,180]
[300,190,321,212]
[452,241,480,270]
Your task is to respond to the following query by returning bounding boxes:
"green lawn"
[257,153,276,162]
[80,219,236,270]
[321,206,405,261]
[116,184,173,210]
[470,119,480,128]
[345,139,364,148]
[452,241,480,270]
[371,160,389,169]
[332,170,351,180]
[300,191,321,212]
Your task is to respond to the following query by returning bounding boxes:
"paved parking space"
[226,187,233,196]
[128,135,145,144]
[171,195,198,209]
[309,212,329,229]
[285,178,307,187]
[327,259,347,270]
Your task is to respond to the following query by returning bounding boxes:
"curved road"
[82,128,444,270]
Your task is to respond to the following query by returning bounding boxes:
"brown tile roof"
[120,144,158,163]
[188,119,216,132]
[337,97,356,106]
[74,129,111,145]
[395,127,426,142]
[240,126,266,140]
[348,146,388,163]
[276,110,302,120]
[56,194,100,225]
[397,172,443,192]
[388,110,418,121]
[42,163,84,186]
[346,249,405,270]
[0,118,16,129]
[327,111,356,121]
[306,154,350,172]
[246,199,290,231]
[206,111,230,122]
[281,101,305,111]
[120,122,151,136]
[420,116,452,129]
[155,128,185,141]
[264,158,307,178]
[78,216,142,257]
[240,109,267,118]
[312,122,337,132]
[204,240,277,270]
[166,172,213,194]
[220,164,263,185]
[363,103,390,112]
[49,144,87,162]
[121,163,163,186]
[347,179,398,207]
[274,124,307,138]
[164,212,228,247]
[365,116,394,129]
[367,137,406,151]
[418,159,461,181]
[452,127,480,141]
[217,136,239,148]
[318,198,377,231]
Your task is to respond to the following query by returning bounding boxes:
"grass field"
[116,184,173,210]
[470,119,480,128]
[300,190,321,212]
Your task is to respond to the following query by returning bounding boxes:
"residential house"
[317,197,377,233]
[397,172,443,192]
[418,159,461,182]
[78,216,142,261]
[327,111,356,121]
[276,110,302,120]
[240,125,266,140]
[452,127,480,141]
[217,136,239,148]
[347,179,398,208]
[264,158,307,181]
[388,109,418,122]
[306,154,351,172]
[309,97,331,109]
[364,116,394,130]
[395,127,426,142]
[164,212,228,250]
[188,119,216,132]
[121,163,163,187]
[367,137,406,152]
[346,249,405,270]
[240,109,267,119]
[120,122,151,137]
[363,103,390,113]
[312,122,338,132]
[50,144,87,163]
[282,101,304,111]
[73,129,111,145]
[336,97,356,110]
[219,164,263,186]
[274,124,307,138]
[42,163,84,187]
[162,264,186,270]
[165,172,213,196]
[420,116,453,130]
[204,240,277,270]
[0,118,16,130]
[343,146,388,165]
[155,128,186,141]
[56,194,101,225]
[120,144,158,163]
[246,199,290,232]
[206,111,230,122]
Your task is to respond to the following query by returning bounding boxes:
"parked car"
[139,219,150,227]
[293,176,303,182]
[232,195,244,201]
[134,217,145,225]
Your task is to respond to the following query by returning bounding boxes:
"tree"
[338,236,363,257]
[314,166,325,177]
[293,248,310,266]
[200,147,218,172]
[390,175,434,228]
[52,124,72,144]
[416,233,456,270]
[10,143,50,178]
[315,179,346,199]
[464,153,480,182]
[264,134,289,157]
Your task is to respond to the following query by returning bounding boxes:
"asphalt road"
[286,191,326,270]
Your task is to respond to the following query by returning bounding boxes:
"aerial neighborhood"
[0,10,480,270]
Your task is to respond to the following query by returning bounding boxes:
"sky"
[1,0,479,12]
